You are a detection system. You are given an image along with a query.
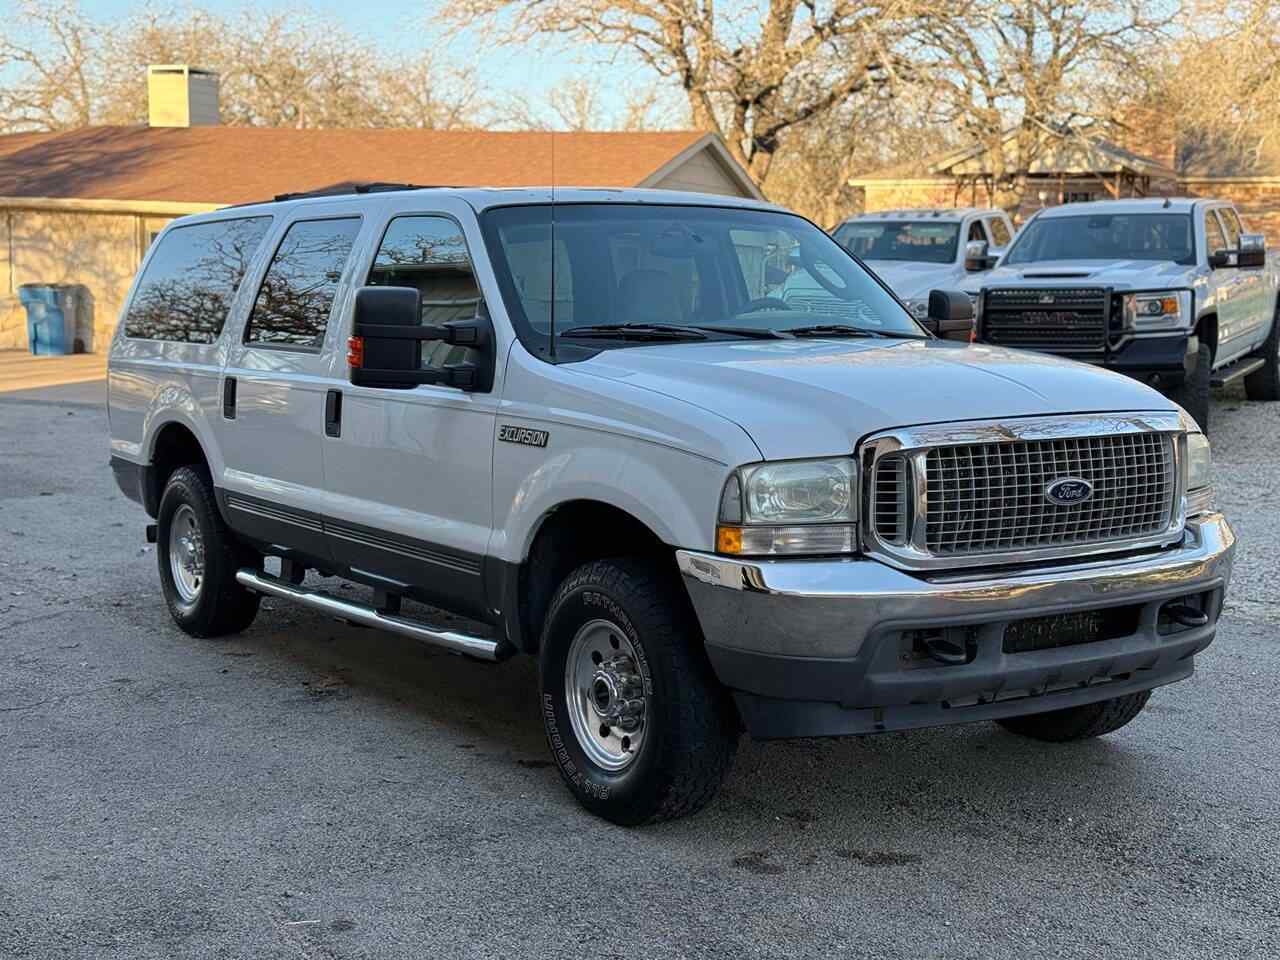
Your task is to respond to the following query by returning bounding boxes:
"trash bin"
[17,284,79,355]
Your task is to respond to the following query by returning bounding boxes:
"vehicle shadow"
[238,579,1172,868]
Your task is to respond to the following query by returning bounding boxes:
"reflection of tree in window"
[367,217,483,373]
[125,217,272,342]
[246,218,361,348]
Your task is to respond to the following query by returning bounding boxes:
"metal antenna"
[549,131,557,359]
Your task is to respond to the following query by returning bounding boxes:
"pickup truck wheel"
[538,558,739,825]
[157,466,261,638]
[1170,342,1211,432]
[995,690,1151,742]
[1244,306,1280,401]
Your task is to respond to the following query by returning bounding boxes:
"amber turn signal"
[716,525,743,554]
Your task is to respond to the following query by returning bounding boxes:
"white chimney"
[147,65,220,127]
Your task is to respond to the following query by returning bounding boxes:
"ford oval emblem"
[1045,477,1093,506]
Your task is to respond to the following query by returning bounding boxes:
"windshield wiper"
[559,323,708,341]
[560,323,791,342]
[783,323,919,340]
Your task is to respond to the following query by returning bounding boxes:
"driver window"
[366,216,482,374]
[967,220,988,243]
[1217,209,1241,249]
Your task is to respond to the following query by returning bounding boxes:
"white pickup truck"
[108,186,1234,824]
[829,208,1016,319]
[969,198,1280,431]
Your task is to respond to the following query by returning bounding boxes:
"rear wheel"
[538,557,739,825]
[995,690,1151,742]
[1244,305,1280,401]
[157,466,261,637]
[1170,341,1211,433]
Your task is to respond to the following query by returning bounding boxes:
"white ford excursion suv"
[108,186,1235,825]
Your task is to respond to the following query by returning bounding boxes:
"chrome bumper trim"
[676,513,1234,659]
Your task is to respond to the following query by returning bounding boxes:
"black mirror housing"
[1237,233,1267,269]
[350,285,492,391]
[925,289,975,341]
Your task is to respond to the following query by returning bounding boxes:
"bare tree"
[491,76,688,130]
[909,0,1179,212]
[445,0,924,185]
[0,2,483,133]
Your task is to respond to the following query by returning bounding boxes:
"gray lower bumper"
[676,514,1235,738]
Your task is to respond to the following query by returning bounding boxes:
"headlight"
[716,458,857,556]
[1121,290,1192,332]
[1184,432,1214,516]
[904,299,930,320]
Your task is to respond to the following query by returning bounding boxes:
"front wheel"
[1170,342,1211,433]
[539,558,739,825]
[995,690,1152,742]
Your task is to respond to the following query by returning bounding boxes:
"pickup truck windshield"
[480,203,922,356]
[832,221,960,264]
[1005,213,1196,266]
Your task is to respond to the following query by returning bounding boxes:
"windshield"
[479,204,922,356]
[1005,213,1195,265]
[833,221,961,264]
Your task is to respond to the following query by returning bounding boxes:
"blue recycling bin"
[17,284,78,355]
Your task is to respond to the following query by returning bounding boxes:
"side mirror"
[1238,233,1266,269]
[1208,250,1232,269]
[923,289,975,341]
[350,285,490,391]
[964,239,992,272]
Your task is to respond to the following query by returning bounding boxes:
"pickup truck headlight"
[716,458,857,556]
[1184,432,1214,516]
[1121,290,1192,332]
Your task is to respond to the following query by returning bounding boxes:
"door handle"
[222,377,237,420]
[324,389,342,438]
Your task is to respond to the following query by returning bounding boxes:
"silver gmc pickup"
[108,186,1235,824]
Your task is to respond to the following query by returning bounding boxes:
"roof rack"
[271,182,439,203]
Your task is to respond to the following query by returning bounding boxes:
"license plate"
[1003,609,1120,654]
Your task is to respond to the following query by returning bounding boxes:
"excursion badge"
[498,425,549,448]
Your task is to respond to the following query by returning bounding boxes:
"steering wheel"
[740,296,791,313]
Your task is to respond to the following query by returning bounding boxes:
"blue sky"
[77,0,657,123]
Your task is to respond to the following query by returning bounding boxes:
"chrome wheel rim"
[168,504,205,605]
[564,619,649,772]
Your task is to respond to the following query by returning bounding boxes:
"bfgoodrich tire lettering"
[539,558,739,825]
[156,466,261,638]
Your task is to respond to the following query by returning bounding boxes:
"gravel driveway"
[2,381,1277,959]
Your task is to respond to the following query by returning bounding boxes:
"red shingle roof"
[0,127,715,205]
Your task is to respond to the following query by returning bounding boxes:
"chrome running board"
[235,568,505,661]
[1210,356,1265,388]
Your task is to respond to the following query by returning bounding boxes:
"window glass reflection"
[246,217,361,348]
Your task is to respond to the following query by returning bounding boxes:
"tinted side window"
[125,217,272,342]
[967,220,987,243]
[366,216,484,373]
[988,217,1012,247]
[1205,212,1227,256]
[245,217,361,349]
[1218,209,1242,248]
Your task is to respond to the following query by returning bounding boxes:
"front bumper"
[677,513,1235,738]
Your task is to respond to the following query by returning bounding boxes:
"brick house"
[0,66,761,352]
[850,127,1280,244]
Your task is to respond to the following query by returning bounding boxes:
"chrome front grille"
[861,413,1186,570]
[924,433,1174,555]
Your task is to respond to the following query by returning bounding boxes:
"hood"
[864,260,965,300]
[977,259,1198,292]
[575,338,1177,460]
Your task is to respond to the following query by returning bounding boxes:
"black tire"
[1244,304,1280,401]
[538,558,739,825]
[156,465,261,637]
[1170,341,1211,433]
[995,690,1152,742]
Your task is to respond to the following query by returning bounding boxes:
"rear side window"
[988,217,1012,247]
[366,215,484,374]
[245,217,362,349]
[124,216,272,342]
